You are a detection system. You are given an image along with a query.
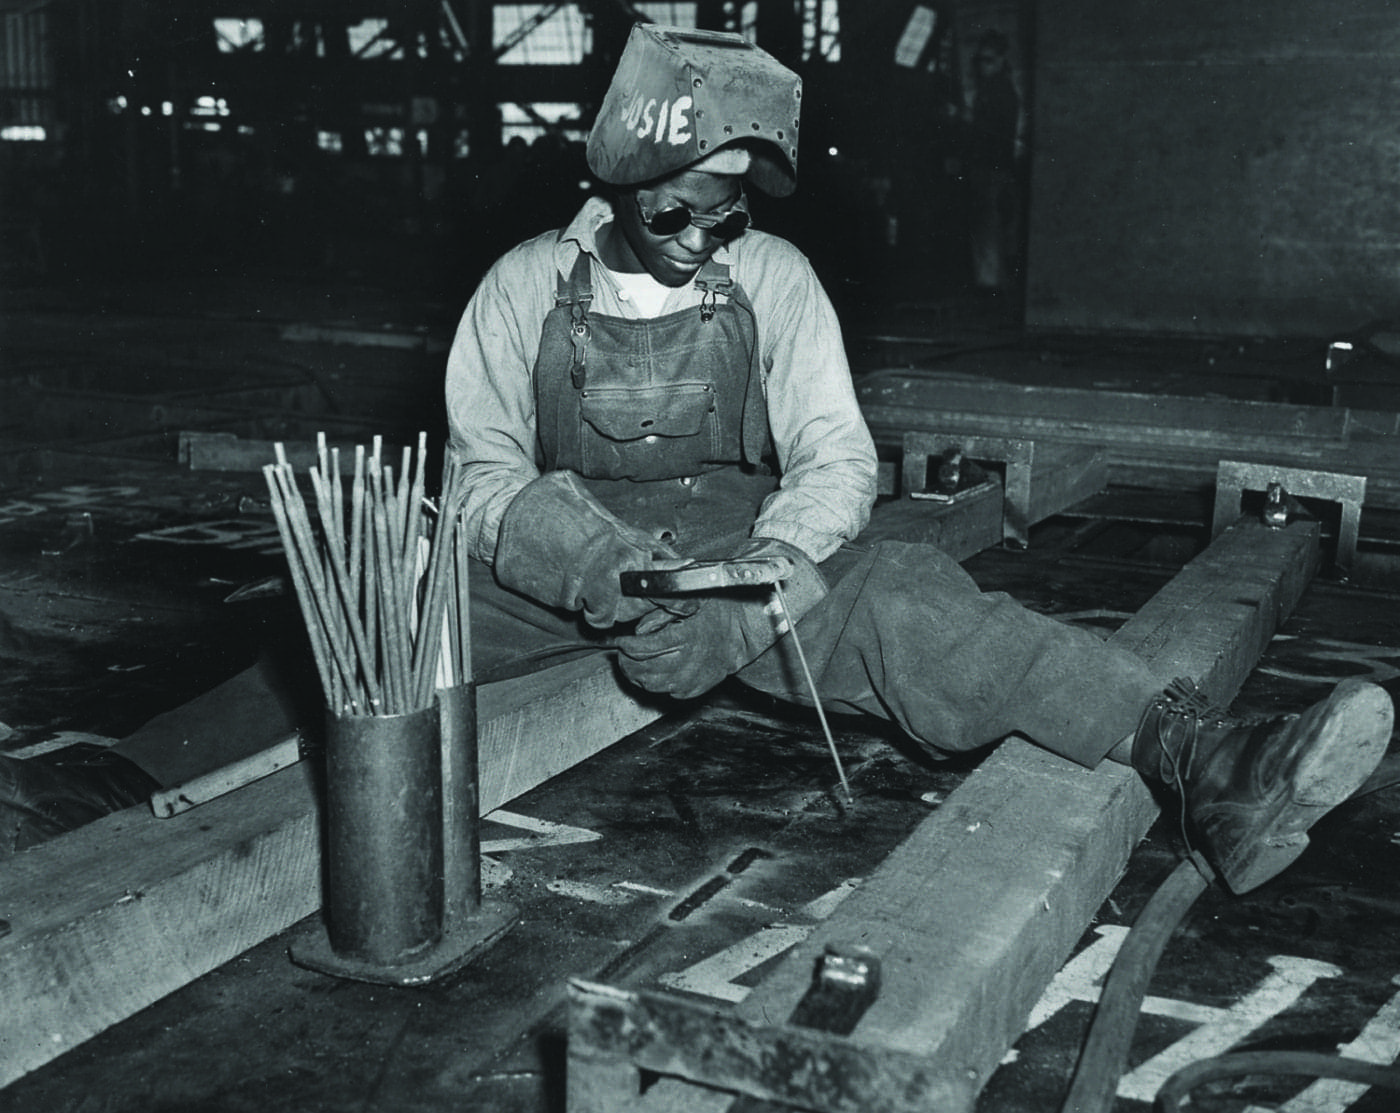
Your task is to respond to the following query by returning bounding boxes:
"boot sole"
[1218,678,1393,893]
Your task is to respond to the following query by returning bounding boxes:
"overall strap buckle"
[556,251,595,388]
[695,260,733,324]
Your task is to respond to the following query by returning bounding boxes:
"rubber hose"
[1056,757,1399,1113]
[1156,1050,1400,1112]
[1058,855,1212,1113]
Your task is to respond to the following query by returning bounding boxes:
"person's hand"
[615,598,752,699]
[615,538,828,698]
[572,525,680,628]
[495,472,681,628]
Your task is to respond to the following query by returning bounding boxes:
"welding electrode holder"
[620,555,856,803]
[288,686,516,986]
[619,555,796,598]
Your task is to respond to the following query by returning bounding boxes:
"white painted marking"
[659,924,814,1003]
[731,896,787,914]
[1016,925,1299,1066]
[1241,975,1400,1113]
[801,878,861,919]
[1117,956,1342,1103]
[481,810,602,854]
[1142,997,1226,1025]
[0,485,142,525]
[1027,928,1400,1106]
[0,500,48,524]
[1025,925,1127,1030]
[546,879,635,906]
[614,881,674,897]
[655,880,861,1003]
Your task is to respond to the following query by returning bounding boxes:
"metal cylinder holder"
[437,683,482,924]
[324,704,444,965]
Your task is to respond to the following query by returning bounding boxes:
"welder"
[1,24,1391,896]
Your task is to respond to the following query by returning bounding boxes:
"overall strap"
[701,262,771,466]
[554,249,593,388]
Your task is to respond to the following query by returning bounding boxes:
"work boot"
[0,743,160,856]
[1133,677,1393,894]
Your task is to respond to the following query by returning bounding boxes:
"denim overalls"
[532,251,779,554]
[467,250,1162,765]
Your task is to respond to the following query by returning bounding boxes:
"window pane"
[494,5,590,65]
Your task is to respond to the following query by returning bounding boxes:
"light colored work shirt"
[445,195,879,564]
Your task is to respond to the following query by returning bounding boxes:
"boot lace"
[1153,678,1228,870]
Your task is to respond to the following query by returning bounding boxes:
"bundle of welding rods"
[263,432,471,718]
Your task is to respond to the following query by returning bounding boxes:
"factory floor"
[2,269,1399,1113]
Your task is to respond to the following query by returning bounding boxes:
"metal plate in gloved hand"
[619,556,796,597]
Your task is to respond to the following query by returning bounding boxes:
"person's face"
[611,169,747,287]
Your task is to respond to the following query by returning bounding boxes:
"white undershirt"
[603,264,683,319]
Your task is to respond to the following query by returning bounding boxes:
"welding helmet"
[586,23,802,197]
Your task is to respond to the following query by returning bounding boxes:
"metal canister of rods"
[323,704,444,964]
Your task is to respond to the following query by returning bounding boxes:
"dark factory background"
[3,1,1396,339]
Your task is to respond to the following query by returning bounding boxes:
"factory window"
[348,18,405,60]
[213,18,264,53]
[500,102,586,145]
[365,126,405,157]
[713,1,757,40]
[363,126,430,158]
[893,5,937,68]
[288,21,326,57]
[494,5,590,65]
[633,3,697,27]
[191,96,231,118]
[802,0,841,62]
[348,19,395,59]
[317,131,343,153]
[1,125,46,142]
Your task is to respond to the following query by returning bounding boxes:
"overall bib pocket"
[579,382,721,479]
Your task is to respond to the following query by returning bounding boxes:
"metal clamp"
[901,432,1108,549]
[1212,460,1366,572]
[902,432,1035,545]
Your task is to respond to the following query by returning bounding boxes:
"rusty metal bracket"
[566,944,976,1113]
[903,432,1034,545]
[901,432,1107,548]
[1212,460,1366,572]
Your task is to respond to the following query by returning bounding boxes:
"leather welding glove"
[615,538,828,700]
[495,471,681,628]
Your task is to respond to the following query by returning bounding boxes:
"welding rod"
[266,434,471,719]
[772,582,853,804]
